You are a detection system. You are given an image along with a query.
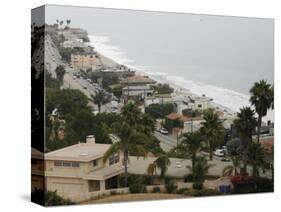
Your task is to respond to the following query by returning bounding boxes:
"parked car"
[214,149,225,157]
[159,128,169,135]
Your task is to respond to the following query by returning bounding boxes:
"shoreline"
[87,34,273,122]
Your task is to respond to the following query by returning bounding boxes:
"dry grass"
[82,193,186,204]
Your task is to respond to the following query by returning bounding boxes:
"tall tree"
[250,80,273,143]
[176,131,203,173]
[138,113,155,136]
[121,102,142,126]
[59,20,63,29]
[187,156,214,183]
[247,143,266,176]
[153,153,171,179]
[91,90,110,113]
[222,156,241,176]
[55,65,65,85]
[103,123,147,187]
[200,108,224,160]
[233,107,257,174]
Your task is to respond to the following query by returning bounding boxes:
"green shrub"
[129,184,145,193]
[165,180,177,193]
[254,177,273,193]
[118,174,144,187]
[176,188,189,194]
[192,182,203,190]
[184,174,193,182]
[45,190,75,206]
[152,187,161,193]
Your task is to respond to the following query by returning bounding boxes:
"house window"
[54,161,62,166]
[109,152,120,165]
[114,152,120,163]
[93,160,98,167]
[109,155,115,165]
[198,104,202,108]
[55,161,80,167]
[71,162,80,167]
[63,161,71,167]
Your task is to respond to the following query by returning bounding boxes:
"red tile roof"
[166,112,203,122]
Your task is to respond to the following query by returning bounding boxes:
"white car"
[214,149,225,157]
[159,128,169,135]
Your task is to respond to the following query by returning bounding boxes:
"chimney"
[86,135,95,144]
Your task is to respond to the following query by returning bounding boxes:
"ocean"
[88,34,274,122]
[45,5,274,121]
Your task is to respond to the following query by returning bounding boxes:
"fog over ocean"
[46,5,274,121]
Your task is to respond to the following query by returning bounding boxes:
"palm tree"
[154,154,171,179]
[103,123,147,187]
[138,113,155,136]
[247,143,266,176]
[222,156,241,176]
[59,20,64,29]
[121,102,142,126]
[233,107,257,174]
[250,80,273,143]
[147,162,157,176]
[177,131,203,172]
[91,90,110,113]
[268,84,274,111]
[66,19,71,26]
[187,156,214,183]
[200,108,224,160]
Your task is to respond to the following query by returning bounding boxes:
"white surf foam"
[88,35,135,65]
[141,71,274,122]
[87,35,273,122]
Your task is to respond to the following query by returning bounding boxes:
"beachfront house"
[63,39,87,48]
[121,75,156,102]
[70,52,101,71]
[122,85,154,99]
[165,112,204,134]
[45,135,125,202]
[145,93,173,106]
[191,95,212,111]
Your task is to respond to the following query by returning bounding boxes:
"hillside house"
[45,135,124,202]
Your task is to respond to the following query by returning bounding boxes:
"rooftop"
[128,156,228,178]
[121,75,156,85]
[84,164,124,180]
[166,112,203,122]
[45,142,111,162]
[122,85,152,90]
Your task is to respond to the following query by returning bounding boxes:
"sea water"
[88,34,273,122]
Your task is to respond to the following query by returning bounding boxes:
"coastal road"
[154,131,178,152]
[63,66,123,114]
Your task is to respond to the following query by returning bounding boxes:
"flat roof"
[83,164,124,180]
[45,142,111,162]
[128,156,230,178]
